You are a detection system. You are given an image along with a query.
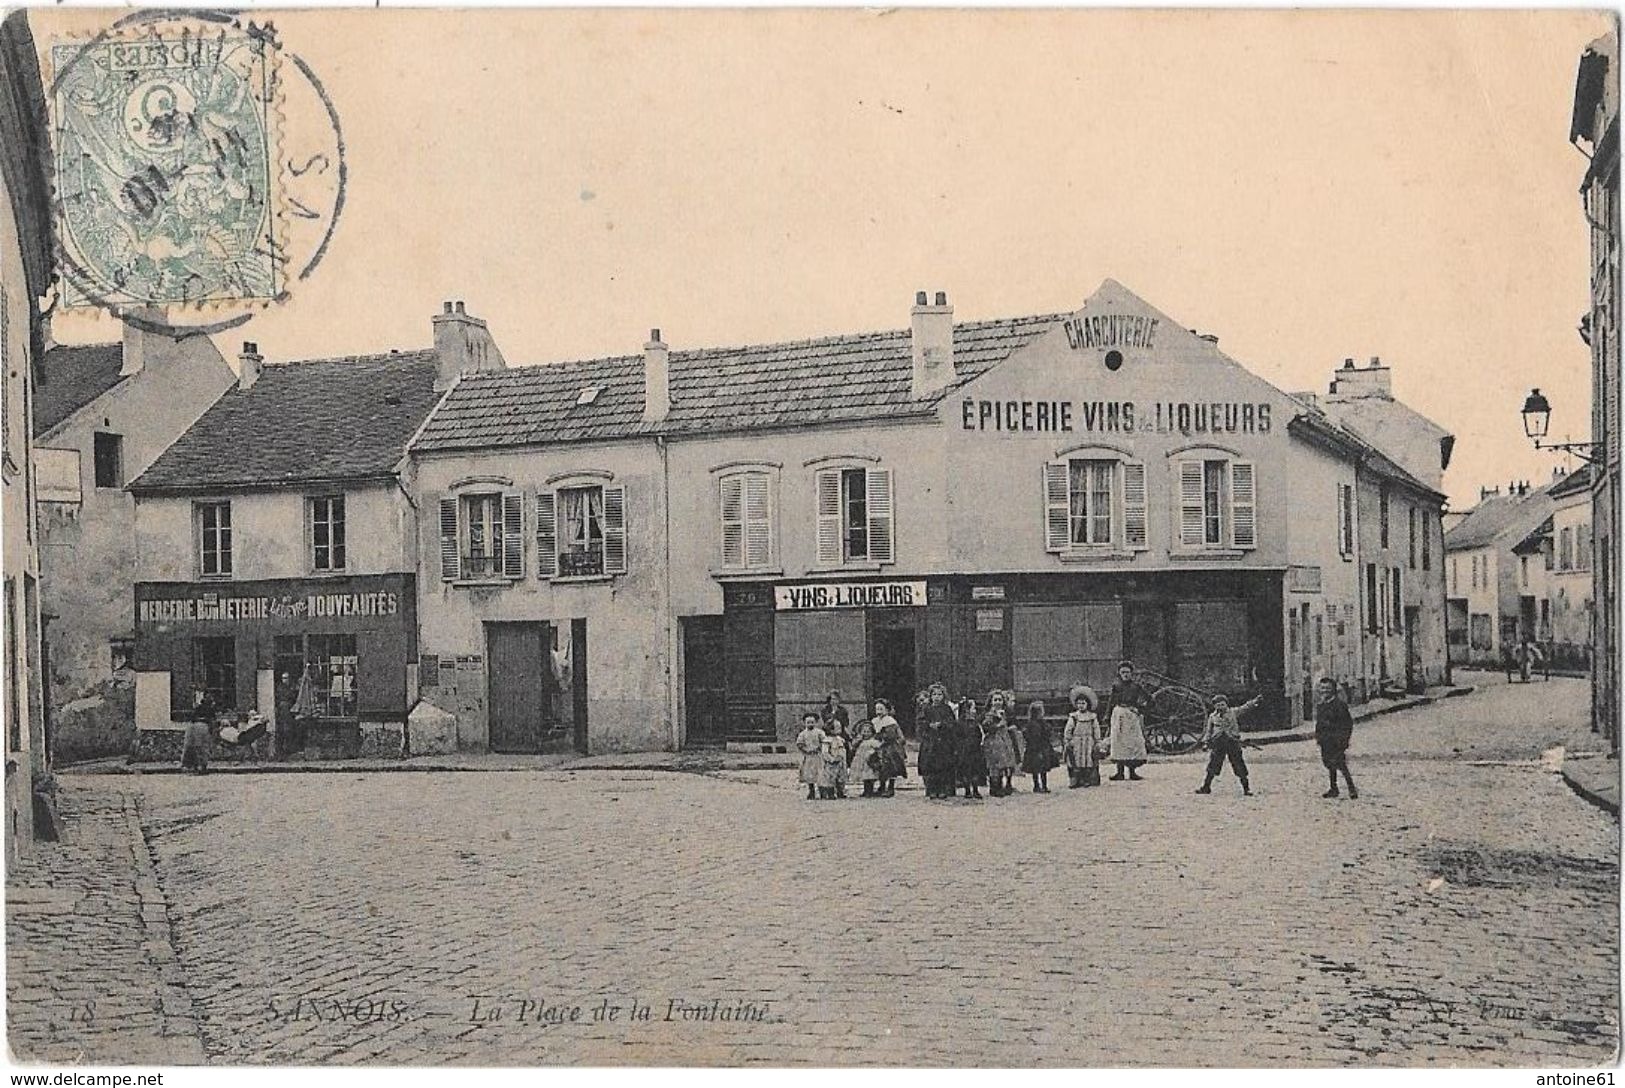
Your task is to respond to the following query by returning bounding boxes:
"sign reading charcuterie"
[774,581,928,611]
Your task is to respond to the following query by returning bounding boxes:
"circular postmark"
[44,10,345,336]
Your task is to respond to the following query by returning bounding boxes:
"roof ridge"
[268,348,438,369]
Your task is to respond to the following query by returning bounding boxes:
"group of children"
[795,667,1362,802]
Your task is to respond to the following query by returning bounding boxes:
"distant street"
[8,674,1618,1066]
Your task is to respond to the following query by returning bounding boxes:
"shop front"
[131,572,417,759]
[716,570,1288,741]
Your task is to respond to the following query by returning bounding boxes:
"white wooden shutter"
[438,497,460,582]
[866,468,894,565]
[815,469,842,566]
[1122,461,1148,551]
[719,475,745,569]
[744,472,772,568]
[1178,460,1205,547]
[501,492,525,579]
[603,485,628,574]
[1044,462,1070,553]
[536,490,557,579]
[1230,460,1256,549]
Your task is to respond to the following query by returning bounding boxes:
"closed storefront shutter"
[536,490,557,579]
[774,611,865,736]
[438,497,460,581]
[1011,602,1123,698]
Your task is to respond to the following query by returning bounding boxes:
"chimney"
[1198,333,1220,346]
[237,341,263,390]
[911,290,955,399]
[118,306,167,377]
[642,328,669,423]
[1327,354,1393,399]
[1481,485,1500,500]
[432,299,507,390]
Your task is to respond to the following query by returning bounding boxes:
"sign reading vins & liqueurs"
[774,581,928,611]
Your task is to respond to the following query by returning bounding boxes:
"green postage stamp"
[50,27,282,310]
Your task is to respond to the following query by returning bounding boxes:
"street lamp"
[1521,388,1602,465]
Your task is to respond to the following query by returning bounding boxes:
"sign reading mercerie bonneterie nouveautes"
[774,582,928,611]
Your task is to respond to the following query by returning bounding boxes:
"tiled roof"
[412,314,1064,452]
[34,343,127,437]
[128,351,442,493]
[1547,464,1593,500]
[1444,489,1557,552]
[1285,400,1442,500]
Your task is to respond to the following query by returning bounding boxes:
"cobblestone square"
[8,676,1619,1066]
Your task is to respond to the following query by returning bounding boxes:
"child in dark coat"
[1020,701,1055,793]
[956,699,987,800]
[917,683,960,799]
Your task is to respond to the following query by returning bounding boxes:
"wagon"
[1135,667,1213,755]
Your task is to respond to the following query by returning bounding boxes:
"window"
[1044,457,1147,553]
[1450,556,1458,594]
[93,431,123,489]
[1521,555,1529,587]
[1579,523,1592,571]
[534,483,626,581]
[1337,483,1355,558]
[1422,512,1432,571]
[1366,563,1380,634]
[307,634,358,718]
[1177,457,1255,550]
[309,495,347,572]
[197,501,232,577]
[719,471,774,570]
[1408,507,1417,569]
[1560,527,1574,571]
[463,493,504,579]
[191,637,237,710]
[815,466,894,566]
[439,491,525,582]
[1379,484,1390,549]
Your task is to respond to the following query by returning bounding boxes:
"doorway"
[872,628,917,733]
[487,621,587,755]
[682,616,728,746]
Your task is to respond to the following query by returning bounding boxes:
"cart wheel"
[1147,688,1206,755]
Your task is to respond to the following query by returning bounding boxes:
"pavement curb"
[1245,686,1476,747]
[1560,761,1621,817]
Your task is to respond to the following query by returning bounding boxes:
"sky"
[34,7,1616,511]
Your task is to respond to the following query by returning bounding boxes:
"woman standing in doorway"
[1106,661,1152,781]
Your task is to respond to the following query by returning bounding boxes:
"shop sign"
[774,581,928,611]
[975,609,1005,632]
[137,589,400,625]
[1287,566,1323,593]
[1062,313,1160,351]
[970,586,1006,601]
[960,397,1272,436]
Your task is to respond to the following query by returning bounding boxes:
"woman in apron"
[1106,660,1152,781]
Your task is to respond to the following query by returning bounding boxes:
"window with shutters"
[1337,483,1355,558]
[196,501,232,578]
[532,480,627,582]
[1042,453,1147,555]
[1408,506,1417,569]
[1366,563,1380,634]
[813,465,894,568]
[1379,484,1390,549]
[308,494,347,572]
[1173,454,1255,552]
[719,470,774,571]
[460,493,505,579]
[1390,567,1403,633]
[1560,527,1574,571]
[1422,511,1432,571]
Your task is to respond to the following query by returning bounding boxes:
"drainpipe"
[658,435,679,750]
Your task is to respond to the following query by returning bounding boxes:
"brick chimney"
[237,341,264,390]
[1327,354,1393,400]
[911,290,955,399]
[432,300,506,390]
[642,328,669,423]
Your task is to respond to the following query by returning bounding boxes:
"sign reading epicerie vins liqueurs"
[775,581,928,611]
[960,398,1272,436]
[138,590,401,625]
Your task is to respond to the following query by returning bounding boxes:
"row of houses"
[32,280,1457,758]
[1443,470,1596,669]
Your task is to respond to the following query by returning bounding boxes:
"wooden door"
[682,616,728,746]
[487,622,547,754]
[570,619,589,754]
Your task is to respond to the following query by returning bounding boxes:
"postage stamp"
[49,23,283,310]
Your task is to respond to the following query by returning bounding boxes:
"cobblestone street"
[9,675,1619,1066]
